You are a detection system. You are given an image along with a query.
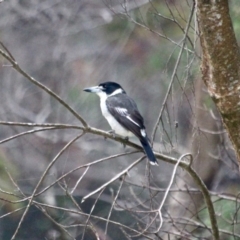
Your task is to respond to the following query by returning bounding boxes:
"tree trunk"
[196,0,240,167]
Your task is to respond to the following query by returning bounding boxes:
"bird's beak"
[83,86,102,93]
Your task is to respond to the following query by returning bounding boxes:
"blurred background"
[0,0,240,239]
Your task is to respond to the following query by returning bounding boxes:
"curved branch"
[0,44,88,128]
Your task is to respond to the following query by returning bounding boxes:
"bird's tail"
[140,138,158,165]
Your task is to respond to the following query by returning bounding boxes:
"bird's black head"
[84,81,126,97]
[98,82,126,95]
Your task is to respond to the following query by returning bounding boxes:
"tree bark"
[196,0,240,167]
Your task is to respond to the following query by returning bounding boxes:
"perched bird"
[84,82,158,165]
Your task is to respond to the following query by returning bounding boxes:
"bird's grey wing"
[106,94,146,139]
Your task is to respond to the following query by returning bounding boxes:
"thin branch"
[31,200,156,240]
[151,2,195,143]
[82,188,105,240]
[81,157,144,203]
[186,165,220,240]
[0,120,180,164]
[0,151,139,204]
[155,153,191,233]
[0,127,60,144]
[71,166,90,194]
[0,121,83,128]
[105,174,126,237]
[65,190,101,240]
[36,205,76,240]
[36,151,138,197]
[116,4,195,55]
[10,133,85,240]
[0,207,26,219]
[0,44,88,127]
[131,153,191,237]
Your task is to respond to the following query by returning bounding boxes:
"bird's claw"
[122,136,129,148]
[108,130,116,138]
[106,130,128,148]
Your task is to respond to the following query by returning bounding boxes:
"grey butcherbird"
[84,82,158,165]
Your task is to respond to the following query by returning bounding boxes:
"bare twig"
[36,205,76,240]
[82,188,105,240]
[31,200,156,240]
[0,127,59,144]
[71,166,90,194]
[105,174,126,238]
[151,2,195,143]
[155,153,192,233]
[65,190,101,240]
[0,122,178,164]
[10,133,85,240]
[81,157,144,203]
[0,43,88,127]
[132,153,191,237]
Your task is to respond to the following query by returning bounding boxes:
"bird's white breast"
[100,98,133,137]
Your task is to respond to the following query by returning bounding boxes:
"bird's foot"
[106,130,128,148]
[122,136,129,148]
[107,130,116,138]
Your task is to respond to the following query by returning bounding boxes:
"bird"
[83,82,158,165]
